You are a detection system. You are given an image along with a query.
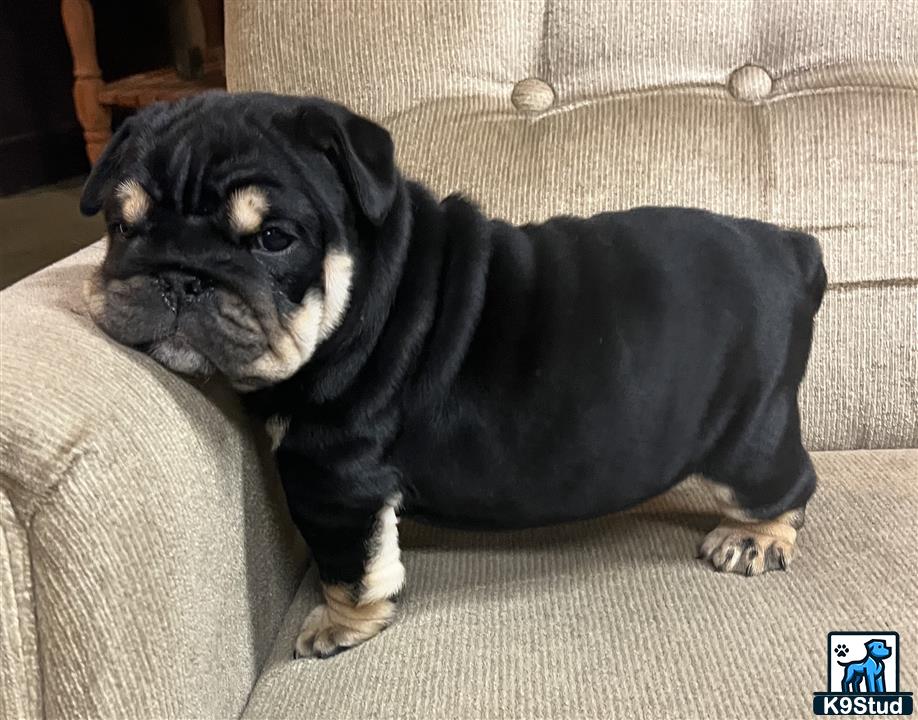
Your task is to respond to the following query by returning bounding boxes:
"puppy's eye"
[113,222,137,239]
[254,228,293,253]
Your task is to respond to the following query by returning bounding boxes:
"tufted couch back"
[226,0,917,450]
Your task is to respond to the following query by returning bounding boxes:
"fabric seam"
[379,82,918,127]
[4,444,98,720]
[1,481,46,720]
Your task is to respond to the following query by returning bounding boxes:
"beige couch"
[2,1,916,718]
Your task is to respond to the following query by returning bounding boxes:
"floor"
[0,177,104,290]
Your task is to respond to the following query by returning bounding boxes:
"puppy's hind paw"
[293,590,396,659]
[697,518,798,576]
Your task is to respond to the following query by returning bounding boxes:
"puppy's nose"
[159,271,208,304]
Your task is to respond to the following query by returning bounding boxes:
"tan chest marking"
[265,415,291,451]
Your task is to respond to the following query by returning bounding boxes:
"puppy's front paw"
[698,520,797,576]
[294,590,396,659]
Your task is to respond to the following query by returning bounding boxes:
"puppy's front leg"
[282,477,405,659]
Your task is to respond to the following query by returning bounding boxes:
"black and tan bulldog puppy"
[82,91,826,658]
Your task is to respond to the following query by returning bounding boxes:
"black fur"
[82,92,826,592]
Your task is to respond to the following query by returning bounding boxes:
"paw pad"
[834,644,849,657]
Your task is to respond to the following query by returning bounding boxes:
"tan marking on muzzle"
[235,249,354,388]
[238,289,324,387]
[228,186,269,234]
[115,179,151,225]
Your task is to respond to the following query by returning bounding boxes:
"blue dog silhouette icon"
[838,639,892,694]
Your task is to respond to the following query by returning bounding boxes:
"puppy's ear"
[281,101,397,226]
[79,118,136,216]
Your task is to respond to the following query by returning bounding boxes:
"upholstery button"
[728,64,773,101]
[511,78,555,113]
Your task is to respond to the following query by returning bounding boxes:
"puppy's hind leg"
[697,390,816,576]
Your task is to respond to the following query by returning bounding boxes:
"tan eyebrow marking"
[228,186,270,234]
[115,179,151,225]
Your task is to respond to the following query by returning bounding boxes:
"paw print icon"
[834,644,849,658]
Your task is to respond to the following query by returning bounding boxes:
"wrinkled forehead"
[107,114,265,207]
[103,106,345,233]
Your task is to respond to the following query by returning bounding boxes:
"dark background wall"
[0,1,170,196]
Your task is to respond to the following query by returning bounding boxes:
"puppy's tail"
[786,230,828,315]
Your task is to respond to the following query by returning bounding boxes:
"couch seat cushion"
[242,450,917,720]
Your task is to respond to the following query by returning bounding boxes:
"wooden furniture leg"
[61,0,111,163]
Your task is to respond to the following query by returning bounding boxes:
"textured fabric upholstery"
[0,244,307,719]
[1,1,915,718]
[227,0,918,450]
[242,451,918,720]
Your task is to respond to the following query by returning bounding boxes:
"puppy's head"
[81,92,397,390]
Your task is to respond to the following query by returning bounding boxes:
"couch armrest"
[0,243,306,719]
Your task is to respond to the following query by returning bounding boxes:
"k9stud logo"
[813,632,913,715]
